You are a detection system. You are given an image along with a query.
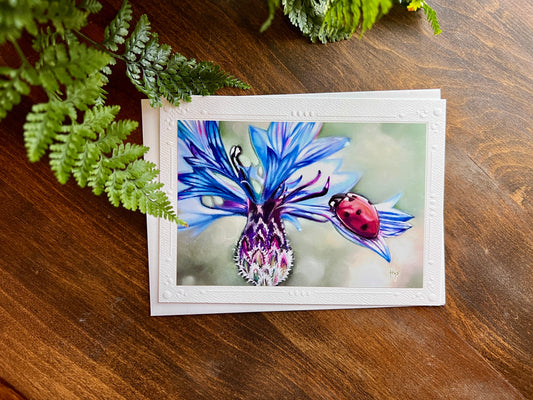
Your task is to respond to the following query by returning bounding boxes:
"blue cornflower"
[178,121,413,286]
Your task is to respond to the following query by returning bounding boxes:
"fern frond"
[124,13,151,61]
[284,0,395,43]
[87,118,138,193]
[282,0,323,42]
[23,101,70,162]
[422,3,441,35]
[79,0,103,14]
[102,0,132,51]
[0,0,40,43]
[49,123,89,184]
[122,15,249,107]
[2,0,239,224]
[71,105,118,186]
[40,0,89,35]
[0,67,30,120]
[320,0,361,42]
[95,119,138,153]
[36,40,111,96]
[103,158,178,222]
[106,142,148,170]
[65,74,107,112]
[260,0,280,32]
[275,0,439,42]
[74,140,99,187]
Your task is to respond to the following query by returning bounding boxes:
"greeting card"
[142,90,446,315]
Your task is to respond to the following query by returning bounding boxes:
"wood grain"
[1,0,532,398]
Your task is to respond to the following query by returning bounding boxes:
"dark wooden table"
[1,1,531,398]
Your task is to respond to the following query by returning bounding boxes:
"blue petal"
[178,198,237,235]
[253,123,351,202]
[262,145,299,200]
[281,213,302,231]
[249,125,269,166]
[178,120,253,209]
[178,169,247,204]
[178,120,235,178]
[375,194,414,238]
[283,122,322,155]
[282,204,331,223]
[295,137,350,169]
[330,216,392,262]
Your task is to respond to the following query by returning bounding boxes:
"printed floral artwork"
[177,121,426,287]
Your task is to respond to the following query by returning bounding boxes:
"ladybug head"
[329,193,347,211]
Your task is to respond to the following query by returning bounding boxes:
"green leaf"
[122,13,248,107]
[102,0,132,51]
[103,158,178,221]
[23,101,69,162]
[105,142,148,170]
[1,0,241,224]
[40,0,89,35]
[65,73,107,111]
[0,0,40,44]
[271,0,439,42]
[260,0,280,32]
[124,13,151,62]
[72,105,120,187]
[422,3,441,35]
[36,39,111,97]
[49,123,87,184]
[95,119,138,153]
[79,0,103,14]
[0,67,30,120]
[87,118,138,194]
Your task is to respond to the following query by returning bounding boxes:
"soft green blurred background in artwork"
[177,121,426,288]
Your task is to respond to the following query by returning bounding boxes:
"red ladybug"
[329,193,380,239]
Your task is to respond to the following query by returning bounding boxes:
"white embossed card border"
[157,95,446,306]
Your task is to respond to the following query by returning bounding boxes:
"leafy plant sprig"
[262,0,441,43]
[0,0,249,224]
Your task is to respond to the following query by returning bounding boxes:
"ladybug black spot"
[361,224,368,231]
[343,211,350,218]
[356,209,362,215]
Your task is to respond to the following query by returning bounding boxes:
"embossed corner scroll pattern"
[157,96,446,306]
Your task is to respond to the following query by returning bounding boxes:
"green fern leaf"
[103,158,178,222]
[123,15,249,107]
[124,14,151,62]
[84,105,121,133]
[79,0,103,14]
[72,105,119,186]
[65,73,107,111]
[88,157,109,195]
[282,0,323,42]
[274,0,438,42]
[74,140,99,187]
[23,101,70,162]
[87,118,138,194]
[0,67,30,120]
[0,0,40,44]
[422,3,441,35]
[40,0,89,35]
[95,119,138,153]
[102,0,132,51]
[2,0,235,224]
[105,142,148,170]
[49,124,88,184]
[36,39,111,96]
[260,0,280,32]
[138,181,183,223]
